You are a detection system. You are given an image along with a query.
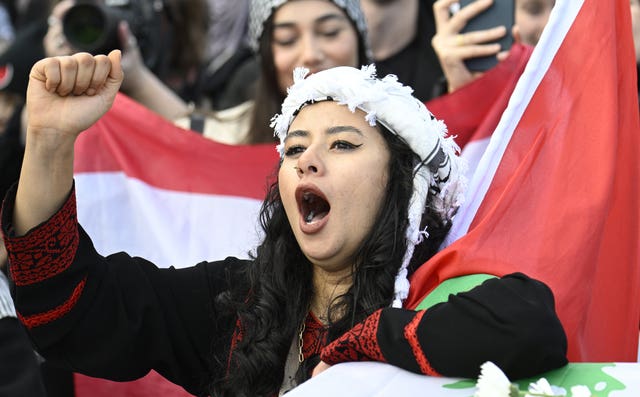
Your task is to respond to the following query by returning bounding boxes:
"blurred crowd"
[0,0,638,396]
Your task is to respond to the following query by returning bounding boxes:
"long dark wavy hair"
[245,10,371,144]
[208,124,452,396]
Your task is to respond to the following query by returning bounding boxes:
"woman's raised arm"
[13,51,123,236]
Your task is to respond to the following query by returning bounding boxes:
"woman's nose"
[299,34,324,67]
[295,147,323,177]
[294,164,318,176]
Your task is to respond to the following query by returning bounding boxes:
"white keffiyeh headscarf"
[271,65,467,307]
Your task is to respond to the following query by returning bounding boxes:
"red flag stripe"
[408,0,640,363]
[74,94,279,200]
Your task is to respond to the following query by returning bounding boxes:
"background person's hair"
[208,124,451,396]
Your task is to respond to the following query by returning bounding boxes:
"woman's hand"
[312,361,332,377]
[115,21,189,121]
[27,50,123,139]
[432,0,507,92]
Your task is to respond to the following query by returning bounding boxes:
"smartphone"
[458,0,515,71]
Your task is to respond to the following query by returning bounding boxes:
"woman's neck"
[310,267,353,324]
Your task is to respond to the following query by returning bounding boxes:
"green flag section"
[415,274,496,311]
[444,363,628,396]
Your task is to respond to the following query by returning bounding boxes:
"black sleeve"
[321,273,568,380]
[2,185,246,396]
[0,317,47,396]
[29,230,245,396]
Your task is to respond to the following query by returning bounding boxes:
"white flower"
[474,362,593,397]
[474,362,518,397]
[570,385,592,397]
[526,378,555,396]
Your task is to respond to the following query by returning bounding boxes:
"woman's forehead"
[287,102,378,136]
[290,101,366,125]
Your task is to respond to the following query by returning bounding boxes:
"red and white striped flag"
[69,0,639,392]
[407,0,640,363]
[74,94,279,268]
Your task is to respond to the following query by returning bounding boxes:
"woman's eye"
[274,37,297,47]
[330,140,361,150]
[284,145,305,157]
[319,28,342,38]
[273,31,298,47]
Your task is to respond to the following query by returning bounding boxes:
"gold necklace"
[297,320,306,363]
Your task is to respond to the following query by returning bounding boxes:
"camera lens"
[62,3,119,54]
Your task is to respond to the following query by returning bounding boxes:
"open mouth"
[297,189,330,224]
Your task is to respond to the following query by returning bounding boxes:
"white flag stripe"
[459,137,491,181]
[444,0,586,246]
[75,172,264,268]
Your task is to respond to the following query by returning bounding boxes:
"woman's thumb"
[107,50,124,87]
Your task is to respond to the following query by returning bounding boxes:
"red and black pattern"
[18,276,86,329]
[302,312,327,359]
[4,191,79,286]
[404,310,439,376]
[320,309,386,365]
[227,317,243,373]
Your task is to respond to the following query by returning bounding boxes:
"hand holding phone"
[458,0,515,71]
[432,0,514,92]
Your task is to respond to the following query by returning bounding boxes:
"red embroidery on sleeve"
[6,192,79,286]
[18,277,86,329]
[320,309,386,365]
[404,310,440,376]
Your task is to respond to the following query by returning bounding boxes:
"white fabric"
[285,361,640,396]
[0,270,16,319]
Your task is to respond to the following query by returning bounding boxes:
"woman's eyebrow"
[327,125,364,136]
[313,13,348,25]
[283,129,308,143]
[284,125,363,142]
[274,13,347,29]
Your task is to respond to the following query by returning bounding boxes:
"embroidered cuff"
[404,310,439,376]
[1,185,79,286]
[18,276,86,329]
[0,271,16,319]
[320,309,386,365]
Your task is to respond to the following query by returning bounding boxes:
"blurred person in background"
[177,0,372,144]
[359,0,444,101]
[431,0,554,93]
[515,0,554,46]
[0,20,46,207]
[0,9,54,397]
[43,0,208,120]
[197,0,255,110]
